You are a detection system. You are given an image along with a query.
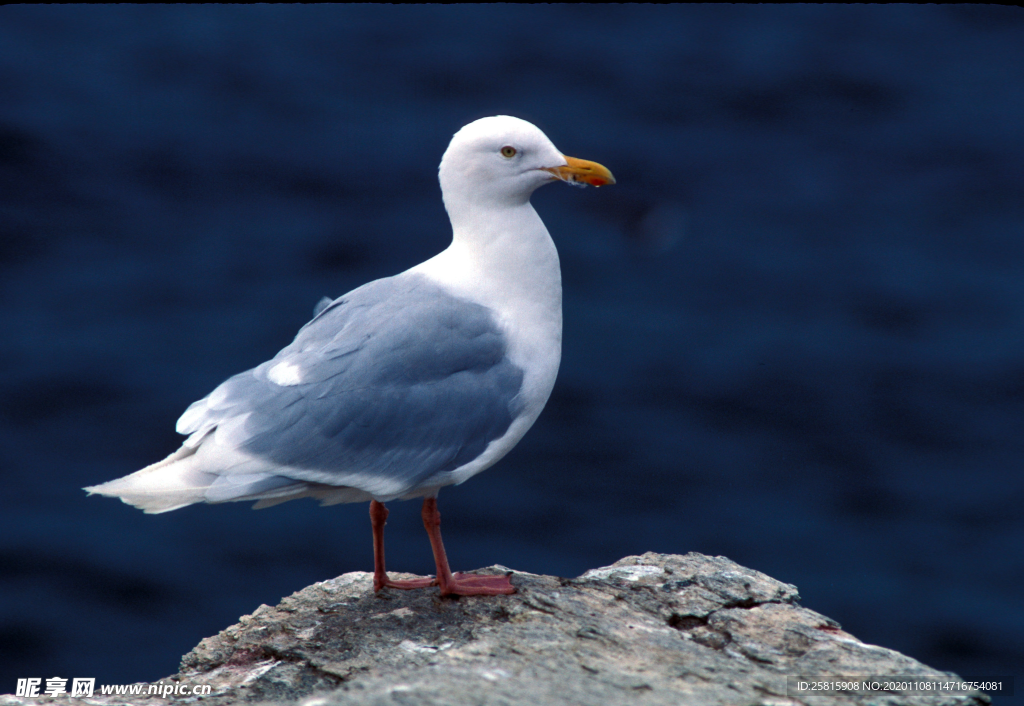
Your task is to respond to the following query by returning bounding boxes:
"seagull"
[85,115,615,596]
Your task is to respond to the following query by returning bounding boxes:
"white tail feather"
[84,446,216,514]
[86,435,386,513]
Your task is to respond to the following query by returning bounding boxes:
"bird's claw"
[439,572,516,596]
[373,574,437,592]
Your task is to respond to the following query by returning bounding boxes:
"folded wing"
[87,273,525,512]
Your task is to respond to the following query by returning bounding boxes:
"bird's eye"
[500,146,517,158]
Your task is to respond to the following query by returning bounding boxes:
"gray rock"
[1,553,989,706]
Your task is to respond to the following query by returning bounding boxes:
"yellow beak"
[543,156,616,187]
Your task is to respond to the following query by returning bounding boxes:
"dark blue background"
[1,5,1021,701]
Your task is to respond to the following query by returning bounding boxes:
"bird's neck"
[414,201,562,323]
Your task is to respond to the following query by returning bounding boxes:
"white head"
[438,116,615,218]
[439,116,567,212]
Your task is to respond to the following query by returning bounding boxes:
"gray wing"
[177,273,525,497]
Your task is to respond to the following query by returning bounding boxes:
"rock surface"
[2,553,989,706]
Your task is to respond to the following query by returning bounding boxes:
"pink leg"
[370,500,434,592]
[420,497,515,596]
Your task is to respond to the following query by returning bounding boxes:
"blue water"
[1,5,1021,701]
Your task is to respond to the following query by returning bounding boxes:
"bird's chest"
[491,293,562,418]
